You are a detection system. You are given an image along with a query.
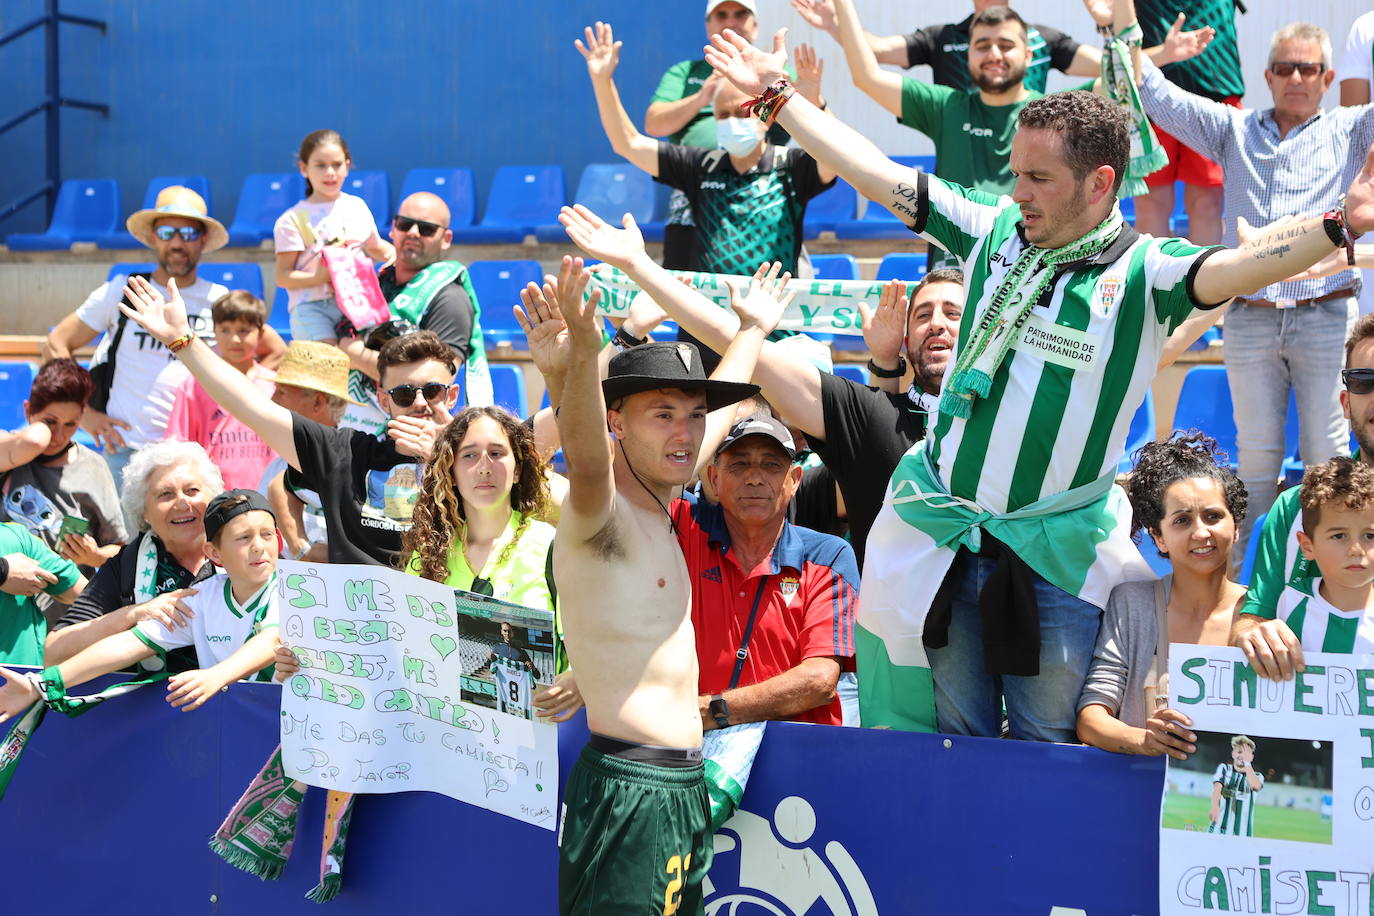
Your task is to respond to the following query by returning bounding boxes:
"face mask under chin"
[716,118,761,157]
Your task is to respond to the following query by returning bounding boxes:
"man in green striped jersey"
[1233,315,1374,678]
[1266,459,1374,659]
[1210,735,1263,836]
[705,20,1374,739]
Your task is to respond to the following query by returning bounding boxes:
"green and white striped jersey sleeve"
[1275,579,1374,655]
[914,172,1014,265]
[1241,487,1308,621]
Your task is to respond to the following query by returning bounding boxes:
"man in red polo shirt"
[672,415,859,728]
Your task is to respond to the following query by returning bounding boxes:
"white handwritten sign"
[276,560,559,830]
[1160,646,1374,915]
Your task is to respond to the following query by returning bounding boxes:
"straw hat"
[126,185,229,252]
[272,341,361,404]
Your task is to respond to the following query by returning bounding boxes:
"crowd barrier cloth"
[0,675,1163,914]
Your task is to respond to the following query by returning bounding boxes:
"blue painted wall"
[0,1,702,233]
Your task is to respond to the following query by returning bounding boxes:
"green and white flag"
[702,721,767,831]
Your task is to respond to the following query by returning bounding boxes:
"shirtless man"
[515,218,789,915]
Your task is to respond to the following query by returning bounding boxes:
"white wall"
[752,0,1365,157]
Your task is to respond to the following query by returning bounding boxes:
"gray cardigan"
[1077,576,1169,730]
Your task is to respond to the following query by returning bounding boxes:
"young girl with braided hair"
[402,406,580,721]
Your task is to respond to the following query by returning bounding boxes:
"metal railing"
[0,0,108,225]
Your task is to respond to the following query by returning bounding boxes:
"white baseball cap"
[705,0,757,18]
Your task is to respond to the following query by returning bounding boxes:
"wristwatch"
[613,326,647,351]
[866,355,907,379]
[708,694,731,729]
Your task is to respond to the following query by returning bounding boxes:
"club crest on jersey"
[779,577,800,603]
[1097,277,1121,316]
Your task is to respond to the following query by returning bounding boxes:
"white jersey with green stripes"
[492,659,534,719]
[917,174,1217,513]
[1275,578,1374,654]
[1209,763,1259,837]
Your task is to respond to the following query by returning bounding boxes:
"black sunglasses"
[1270,60,1325,78]
[1343,368,1374,396]
[154,225,202,242]
[386,382,452,407]
[393,216,446,238]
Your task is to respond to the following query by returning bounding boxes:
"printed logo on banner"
[704,796,877,916]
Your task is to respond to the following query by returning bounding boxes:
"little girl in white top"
[273,129,395,344]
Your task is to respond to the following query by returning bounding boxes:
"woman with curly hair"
[1077,431,1249,761]
[402,405,580,721]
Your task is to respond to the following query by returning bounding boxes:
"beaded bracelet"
[167,332,196,353]
[743,79,795,126]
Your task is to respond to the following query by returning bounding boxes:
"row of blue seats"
[5,162,1197,252]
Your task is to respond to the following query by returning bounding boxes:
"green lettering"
[798,303,820,327]
[829,282,854,299]
[403,654,428,684]
[832,306,856,330]
[380,688,415,712]
[1294,666,1325,714]
[1306,870,1335,915]
[1361,729,1374,769]
[289,675,310,698]
[1259,856,1271,914]
[284,573,322,608]
[1358,670,1374,715]
[1202,866,1229,910]
[319,678,338,704]
[344,578,377,612]
[1234,663,1259,709]
[313,617,330,639]
[1178,657,1208,705]
[323,650,344,675]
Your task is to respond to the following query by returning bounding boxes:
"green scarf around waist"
[388,260,493,407]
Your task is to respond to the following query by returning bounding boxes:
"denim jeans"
[1224,297,1354,544]
[925,550,1103,742]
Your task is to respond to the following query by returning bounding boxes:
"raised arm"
[119,276,300,469]
[0,628,154,722]
[1192,151,1374,305]
[577,22,660,176]
[0,423,52,473]
[560,205,829,439]
[791,0,910,67]
[706,28,921,226]
[535,256,616,541]
[645,69,720,138]
[831,0,902,115]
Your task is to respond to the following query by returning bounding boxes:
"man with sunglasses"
[1233,313,1374,679]
[1139,21,1374,546]
[43,187,284,489]
[115,271,457,567]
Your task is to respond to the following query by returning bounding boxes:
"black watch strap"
[709,694,730,729]
[866,355,907,379]
[614,326,647,350]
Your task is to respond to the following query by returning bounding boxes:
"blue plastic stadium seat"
[398,167,477,228]
[875,252,928,282]
[489,364,529,417]
[106,262,157,281]
[344,170,392,230]
[470,261,543,347]
[536,164,661,243]
[809,254,860,281]
[268,287,292,341]
[227,173,306,247]
[1117,392,1156,474]
[1169,182,1190,239]
[831,333,868,352]
[95,176,212,249]
[451,166,567,244]
[803,178,858,238]
[1119,195,1136,226]
[1237,511,1269,587]
[1171,366,1237,466]
[200,263,265,299]
[833,364,868,386]
[835,203,910,240]
[0,362,36,431]
[7,179,121,251]
[1134,536,1172,578]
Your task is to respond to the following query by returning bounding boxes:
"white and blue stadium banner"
[1160,645,1373,916]
[0,674,1163,913]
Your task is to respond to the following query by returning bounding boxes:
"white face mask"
[716,117,761,156]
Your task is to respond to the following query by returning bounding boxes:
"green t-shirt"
[0,522,80,666]
[898,77,1037,199]
[650,58,793,148]
[1138,0,1244,100]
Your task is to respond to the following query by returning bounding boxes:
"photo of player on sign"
[456,602,555,721]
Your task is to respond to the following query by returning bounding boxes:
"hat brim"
[271,374,364,406]
[126,207,230,252]
[601,375,759,413]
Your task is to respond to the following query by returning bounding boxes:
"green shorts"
[558,740,712,915]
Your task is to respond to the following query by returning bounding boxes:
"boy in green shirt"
[0,523,84,666]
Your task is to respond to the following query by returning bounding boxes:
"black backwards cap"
[203,489,276,542]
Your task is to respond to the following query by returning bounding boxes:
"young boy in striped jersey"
[1210,735,1263,836]
[1269,460,1374,658]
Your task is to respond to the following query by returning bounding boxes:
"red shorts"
[1145,96,1241,189]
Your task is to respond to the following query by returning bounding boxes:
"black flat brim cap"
[601,342,760,412]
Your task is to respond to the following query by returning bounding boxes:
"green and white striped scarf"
[941,208,1124,419]
[1101,23,1167,199]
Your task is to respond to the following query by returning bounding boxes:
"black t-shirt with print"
[289,415,416,568]
[811,372,928,570]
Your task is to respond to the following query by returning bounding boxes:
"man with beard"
[43,187,284,488]
[704,17,1374,738]
[1233,314,1374,679]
